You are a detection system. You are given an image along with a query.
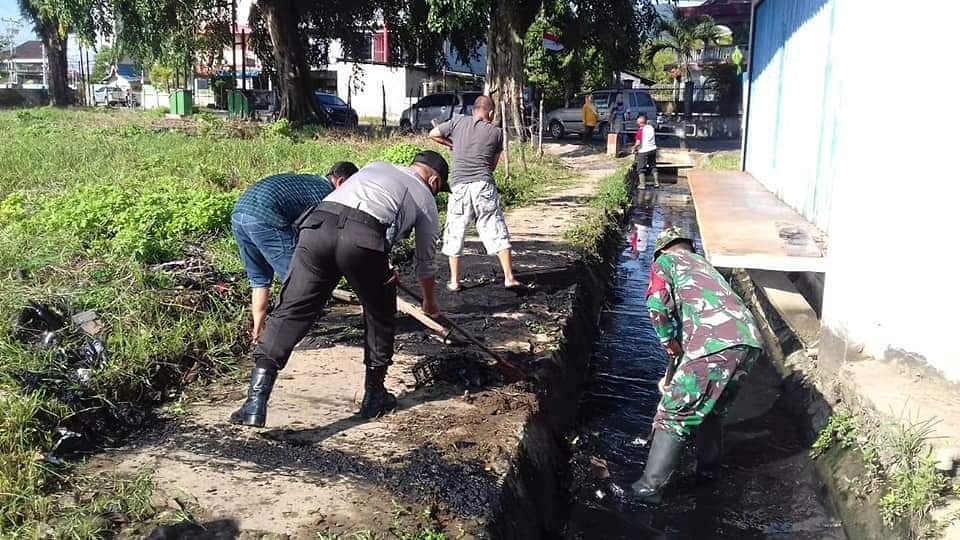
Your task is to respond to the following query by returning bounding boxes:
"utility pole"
[231,0,237,89]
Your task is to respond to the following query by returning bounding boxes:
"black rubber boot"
[229,367,277,427]
[631,429,684,503]
[696,414,724,481]
[360,366,397,419]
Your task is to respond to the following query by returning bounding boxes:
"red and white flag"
[543,32,564,52]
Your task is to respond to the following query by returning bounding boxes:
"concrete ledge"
[750,270,821,353]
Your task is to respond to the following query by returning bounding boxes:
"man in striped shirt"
[232,162,358,340]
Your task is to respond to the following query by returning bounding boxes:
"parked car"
[313,91,358,127]
[93,85,126,107]
[399,91,482,131]
[545,88,658,139]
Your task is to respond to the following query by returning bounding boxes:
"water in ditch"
[562,185,846,539]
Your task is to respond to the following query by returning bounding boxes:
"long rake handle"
[395,281,521,372]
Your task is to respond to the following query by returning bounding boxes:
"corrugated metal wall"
[744,0,838,232]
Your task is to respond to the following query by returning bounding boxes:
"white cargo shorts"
[441,181,511,257]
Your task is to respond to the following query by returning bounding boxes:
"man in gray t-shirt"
[429,95,526,292]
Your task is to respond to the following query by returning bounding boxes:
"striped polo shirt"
[233,173,335,228]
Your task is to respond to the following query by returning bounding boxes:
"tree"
[645,7,723,116]
[525,1,658,107]
[91,44,121,81]
[148,62,173,91]
[17,0,100,106]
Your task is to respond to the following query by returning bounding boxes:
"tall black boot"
[360,365,397,419]
[696,414,724,481]
[229,367,277,427]
[631,429,684,503]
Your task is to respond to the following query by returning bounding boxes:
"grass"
[563,166,631,259]
[0,107,568,536]
[811,409,957,537]
[700,150,741,171]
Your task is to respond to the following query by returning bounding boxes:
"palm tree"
[645,8,724,117]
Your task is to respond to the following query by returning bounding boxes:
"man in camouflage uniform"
[632,227,763,503]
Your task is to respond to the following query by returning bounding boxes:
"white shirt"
[636,124,657,152]
[325,161,440,278]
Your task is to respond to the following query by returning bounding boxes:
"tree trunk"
[260,0,320,124]
[486,0,534,141]
[40,20,70,106]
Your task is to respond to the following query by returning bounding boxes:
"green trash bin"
[169,90,194,116]
[227,90,252,119]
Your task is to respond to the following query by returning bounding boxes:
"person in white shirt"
[632,113,659,189]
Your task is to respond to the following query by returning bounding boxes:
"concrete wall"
[744,0,837,232]
[334,62,413,122]
[747,0,959,381]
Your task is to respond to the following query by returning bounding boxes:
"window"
[591,92,610,109]
[632,92,654,107]
[416,94,443,108]
[316,93,347,107]
[571,95,586,108]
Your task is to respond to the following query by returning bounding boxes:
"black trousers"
[635,148,658,175]
[253,202,396,371]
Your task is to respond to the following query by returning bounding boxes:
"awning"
[686,170,828,272]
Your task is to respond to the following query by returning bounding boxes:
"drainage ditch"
[490,176,849,539]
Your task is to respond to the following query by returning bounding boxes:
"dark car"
[399,91,482,131]
[314,92,358,127]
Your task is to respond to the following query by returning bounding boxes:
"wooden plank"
[331,288,452,339]
[687,170,828,272]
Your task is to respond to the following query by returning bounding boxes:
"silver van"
[545,88,657,139]
[399,91,482,131]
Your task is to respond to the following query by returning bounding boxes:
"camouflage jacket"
[646,250,762,359]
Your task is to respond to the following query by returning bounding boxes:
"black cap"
[412,150,450,192]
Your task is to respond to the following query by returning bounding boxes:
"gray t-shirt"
[324,161,440,278]
[437,114,503,186]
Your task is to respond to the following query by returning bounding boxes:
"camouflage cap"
[654,226,695,257]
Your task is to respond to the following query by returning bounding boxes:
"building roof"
[12,41,44,60]
[679,0,750,23]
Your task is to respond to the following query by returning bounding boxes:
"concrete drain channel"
[492,190,847,539]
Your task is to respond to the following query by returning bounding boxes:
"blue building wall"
[744,0,837,232]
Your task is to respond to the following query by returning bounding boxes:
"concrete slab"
[843,359,960,456]
[687,170,828,272]
[750,269,821,351]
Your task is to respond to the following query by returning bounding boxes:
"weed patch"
[564,167,630,259]
[812,409,956,537]
[0,108,568,536]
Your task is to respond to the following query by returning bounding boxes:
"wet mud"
[562,184,846,539]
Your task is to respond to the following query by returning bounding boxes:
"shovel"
[395,281,526,378]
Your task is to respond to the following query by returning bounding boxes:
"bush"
[18,178,238,262]
[378,143,420,165]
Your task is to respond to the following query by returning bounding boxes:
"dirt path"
[88,144,622,538]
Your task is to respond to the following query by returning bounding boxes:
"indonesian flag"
[544,32,564,51]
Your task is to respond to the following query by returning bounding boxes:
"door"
[627,91,657,132]
[422,93,457,129]
[591,92,612,125]
[561,95,586,132]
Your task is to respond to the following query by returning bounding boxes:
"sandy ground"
[87,143,622,538]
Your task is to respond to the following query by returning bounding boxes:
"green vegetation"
[811,409,958,537]
[564,166,631,259]
[701,151,741,171]
[0,107,567,536]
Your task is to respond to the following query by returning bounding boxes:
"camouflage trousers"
[653,345,760,441]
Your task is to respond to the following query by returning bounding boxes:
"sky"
[0,0,35,45]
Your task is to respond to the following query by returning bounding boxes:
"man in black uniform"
[230,151,449,427]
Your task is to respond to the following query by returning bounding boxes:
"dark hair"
[328,161,359,179]
[637,113,648,120]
